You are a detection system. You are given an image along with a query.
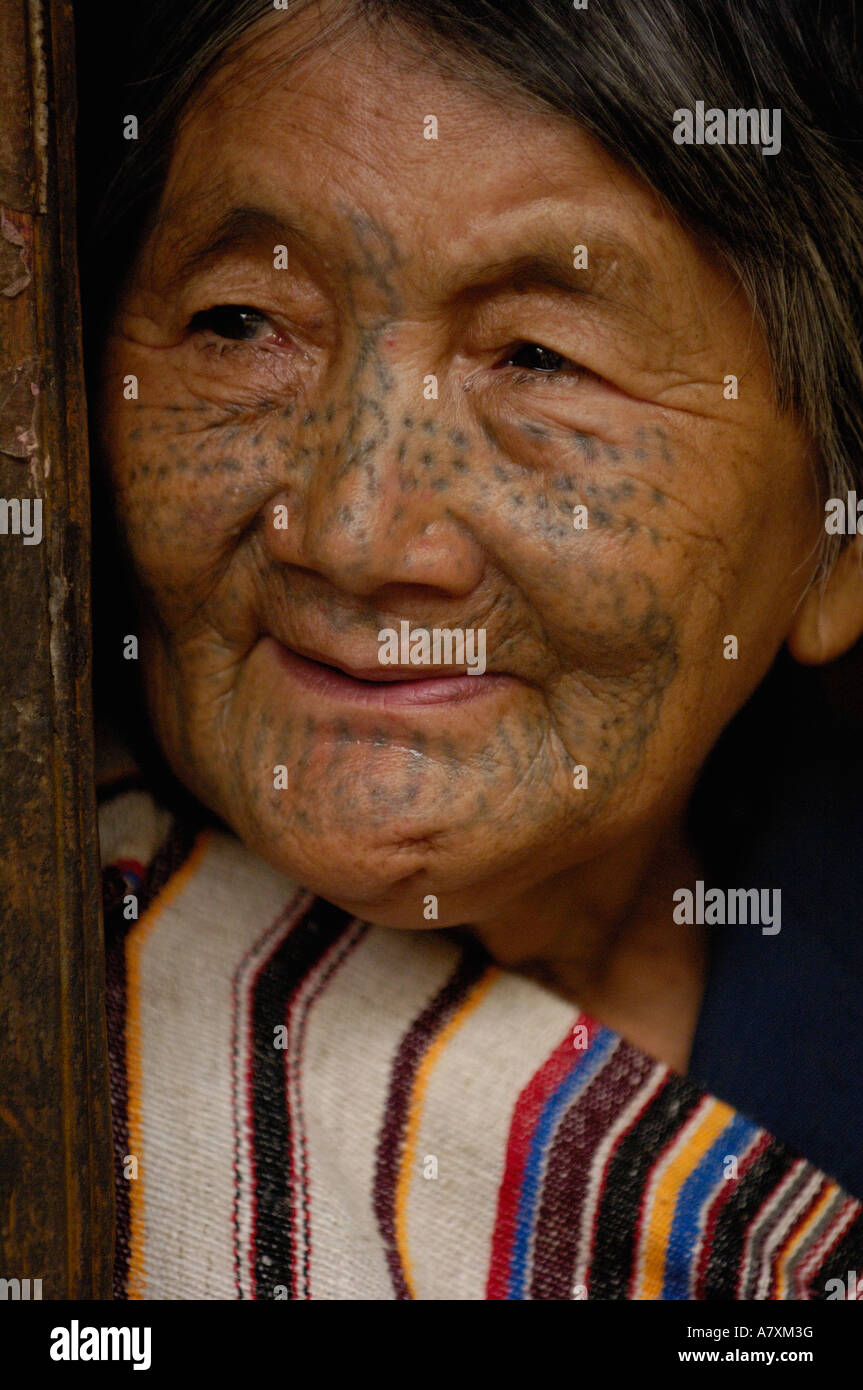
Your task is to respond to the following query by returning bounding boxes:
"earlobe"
[787,534,863,665]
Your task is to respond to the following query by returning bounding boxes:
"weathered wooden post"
[0,0,114,1300]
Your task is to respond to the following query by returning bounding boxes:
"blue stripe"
[508,1027,619,1299]
[661,1112,760,1299]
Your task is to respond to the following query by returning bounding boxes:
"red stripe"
[103,813,201,1298]
[797,1197,861,1296]
[373,944,489,1299]
[485,1016,599,1299]
[764,1176,827,1301]
[580,1069,672,1298]
[692,1131,771,1299]
[114,856,146,879]
[530,1042,655,1300]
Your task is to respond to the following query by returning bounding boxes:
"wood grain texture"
[0,0,114,1299]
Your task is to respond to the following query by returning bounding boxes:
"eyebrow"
[158,205,315,291]
[451,234,658,319]
[156,202,658,319]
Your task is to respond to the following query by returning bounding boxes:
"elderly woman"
[77,0,863,1299]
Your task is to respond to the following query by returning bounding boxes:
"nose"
[263,383,485,599]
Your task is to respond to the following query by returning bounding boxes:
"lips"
[263,634,517,709]
[284,638,475,682]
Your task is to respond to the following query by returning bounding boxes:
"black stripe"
[701,1140,798,1300]
[103,811,201,1298]
[587,1074,703,1299]
[249,896,354,1300]
[811,1210,863,1299]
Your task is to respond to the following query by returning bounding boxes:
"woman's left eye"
[503,343,573,374]
[188,305,279,342]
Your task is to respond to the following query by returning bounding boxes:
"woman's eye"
[189,305,277,342]
[504,343,572,374]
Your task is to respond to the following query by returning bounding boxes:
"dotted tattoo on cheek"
[104,194,700,908]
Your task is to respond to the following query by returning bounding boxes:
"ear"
[787,532,863,665]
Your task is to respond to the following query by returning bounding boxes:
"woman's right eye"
[188,305,277,342]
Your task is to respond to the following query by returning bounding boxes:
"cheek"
[464,421,705,652]
[464,414,812,780]
[99,393,280,617]
[480,411,808,651]
[99,333,810,706]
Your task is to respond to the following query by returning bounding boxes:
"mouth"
[264,636,519,708]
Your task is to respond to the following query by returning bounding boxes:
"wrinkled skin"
[98,10,860,1069]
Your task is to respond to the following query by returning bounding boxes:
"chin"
[251,816,492,924]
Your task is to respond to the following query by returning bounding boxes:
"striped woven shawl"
[98,764,863,1300]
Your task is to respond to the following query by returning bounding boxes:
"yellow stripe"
[124,831,212,1299]
[774,1180,836,1299]
[637,1097,735,1300]
[395,966,499,1297]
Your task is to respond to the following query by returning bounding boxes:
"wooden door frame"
[0,0,114,1300]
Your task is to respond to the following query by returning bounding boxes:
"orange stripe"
[124,831,212,1299]
[394,966,499,1297]
[774,1180,837,1299]
[637,1097,735,1300]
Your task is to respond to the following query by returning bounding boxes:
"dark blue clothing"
[689,755,863,1200]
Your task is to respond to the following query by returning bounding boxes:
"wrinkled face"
[99,14,822,927]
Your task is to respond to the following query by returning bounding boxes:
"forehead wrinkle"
[137,132,668,341]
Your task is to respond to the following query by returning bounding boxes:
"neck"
[466,812,707,1074]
